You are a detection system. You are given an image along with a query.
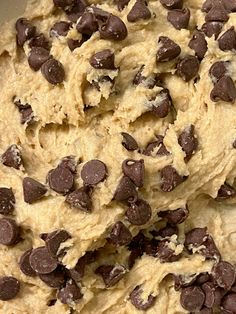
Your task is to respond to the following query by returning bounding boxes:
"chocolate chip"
[66,187,92,212]
[143,135,169,156]
[0,276,20,301]
[202,0,212,12]
[122,159,145,188]
[90,49,115,70]
[41,58,65,85]
[99,14,128,41]
[115,0,130,11]
[51,22,72,38]
[20,107,34,125]
[218,27,236,51]
[188,31,208,59]
[205,2,229,22]
[180,286,205,312]
[209,61,228,82]
[15,18,36,46]
[174,274,197,291]
[88,6,110,21]
[48,164,74,194]
[216,183,236,200]
[19,249,36,277]
[176,55,200,82]
[81,160,107,185]
[156,240,180,262]
[59,156,77,173]
[95,265,127,287]
[185,227,208,247]
[151,89,172,118]
[178,124,198,161]
[66,0,88,22]
[109,221,132,246]
[202,21,223,39]
[67,38,81,51]
[213,261,235,290]
[157,36,181,62]
[128,248,142,269]
[196,273,211,285]
[130,285,156,310]
[53,0,74,9]
[160,0,183,10]
[167,8,190,30]
[29,33,50,50]
[76,12,98,35]
[127,0,151,23]
[158,206,189,224]
[160,165,186,192]
[29,247,58,274]
[0,188,15,215]
[39,266,66,288]
[113,176,138,203]
[223,0,236,12]
[57,279,83,304]
[155,224,178,238]
[68,251,96,282]
[0,218,20,246]
[45,230,71,258]
[222,293,236,313]
[201,235,221,260]
[121,132,138,151]
[2,145,22,169]
[126,199,152,225]
[210,76,236,103]
[23,177,47,204]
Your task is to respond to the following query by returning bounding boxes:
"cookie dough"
[0,0,236,313]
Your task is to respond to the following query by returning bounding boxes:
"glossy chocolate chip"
[158,206,189,224]
[95,265,127,287]
[90,49,115,70]
[188,31,208,59]
[178,124,198,161]
[15,18,36,46]
[121,132,138,151]
[41,58,65,85]
[29,33,50,50]
[39,266,66,288]
[53,0,74,9]
[0,276,20,301]
[209,61,228,82]
[23,177,47,204]
[0,218,20,246]
[216,183,236,200]
[57,279,83,304]
[81,160,107,185]
[213,261,236,290]
[99,14,128,41]
[160,165,186,192]
[218,27,236,51]
[45,230,71,257]
[176,55,200,82]
[122,159,145,188]
[151,89,172,118]
[130,285,156,310]
[210,76,236,103]
[66,0,88,22]
[29,247,58,274]
[19,249,37,277]
[66,187,92,212]
[180,286,205,312]
[160,0,183,10]
[157,36,181,62]
[222,293,236,313]
[115,0,130,11]
[50,21,72,37]
[109,221,132,246]
[202,21,223,39]
[113,176,138,203]
[167,8,190,30]
[205,2,229,22]
[76,12,98,35]
[0,188,15,215]
[143,135,169,156]
[127,0,151,23]
[185,227,208,247]
[48,165,74,195]
[126,199,152,225]
[2,144,22,169]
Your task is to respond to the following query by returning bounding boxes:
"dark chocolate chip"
[202,21,223,39]
[160,0,183,10]
[20,107,34,125]
[201,282,215,308]
[174,274,197,291]
[2,145,22,169]
[88,6,110,21]
[196,273,211,285]
[99,14,128,41]
[57,279,83,304]
[19,249,37,277]
[143,135,169,156]
[109,221,132,246]
[81,160,107,185]
[45,230,71,258]
[23,177,47,204]
[209,61,228,82]
[15,18,36,46]
[156,240,181,262]
[155,224,178,238]
[128,248,142,269]
[213,261,236,291]
[216,183,236,200]
[0,218,20,246]
[201,235,221,260]
[66,0,88,22]
[0,276,20,301]
[50,21,72,38]
[218,27,236,52]
[130,285,156,310]
[151,89,172,118]
[126,199,152,225]
[122,159,145,188]
[188,31,208,59]
[180,286,205,312]
[205,2,229,22]
[113,176,138,203]
[68,251,96,282]
[185,227,208,247]
[127,0,151,23]
[158,206,189,224]
[67,38,82,51]
[29,33,50,50]
[176,55,200,82]
[115,0,130,11]
[160,165,186,192]
[167,8,190,30]
[48,165,74,195]
[89,49,115,70]
[53,0,74,9]
[210,76,236,103]
[0,188,15,215]
[223,0,236,12]
[41,58,65,85]
[178,124,198,161]
[233,139,236,149]
[222,293,236,313]
[66,187,92,212]
[121,132,138,151]
[76,12,98,36]
[29,247,58,274]
[95,265,127,287]
[59,156,77,174]
[157,36,181,62]
[39,266,66,288]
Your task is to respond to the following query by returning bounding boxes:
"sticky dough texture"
[0,0,236,313]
